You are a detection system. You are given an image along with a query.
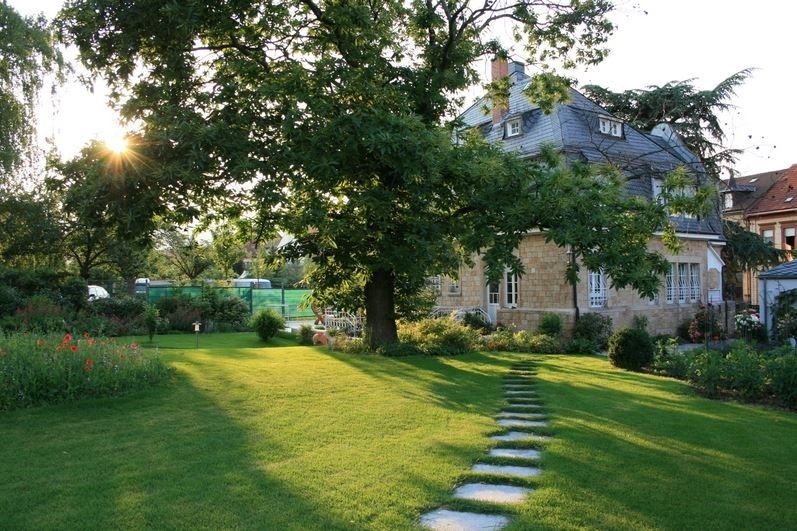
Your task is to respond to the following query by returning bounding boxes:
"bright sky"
[10,0,797,177]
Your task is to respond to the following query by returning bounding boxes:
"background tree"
[157,227,213,282]
[47,139,160,280]
[0,192,63,268]
[210,225,246,281]
[583,69,752,180]
[582,71,786,298]
[0,4,62,186]
[62,0,698,347]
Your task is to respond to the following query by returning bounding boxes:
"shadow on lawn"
[519,356,797,530]
[326,350,524,414]
[0,374,358,530]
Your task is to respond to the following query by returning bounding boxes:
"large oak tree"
[60,0,684,346]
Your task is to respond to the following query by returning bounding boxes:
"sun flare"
[105,133,128,154]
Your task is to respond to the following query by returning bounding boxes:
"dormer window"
[506,117,522,138]
[723,192,733,210]
[599,116,623,137]
[786,197,794,203]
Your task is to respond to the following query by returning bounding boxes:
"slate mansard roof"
[458,69,723,237]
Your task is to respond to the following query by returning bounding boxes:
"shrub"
[12,295,67,333]
[676,319,693,343]
[214,296,250,330]
[88,295,148,335]
[608,327,654,371]
[155,295,204,332]
[765,354,797,408]
[251,309,285,342]
[143,304,168,342]
[0,332,172,410]
[631,315,648,332]
[722,342,764,400]
[0,285,22,317]
[688,305,724,343]
[734,310,767,343]
[482,325,518,351]
[398,317,479,356]
[688,349,725,397]
[514,331,561,353]
[565,337,599,354]
[462,311,494,335]
[538,313,563,337]
[651,337,692,379]
[299,324,315,346]
[572,313,612,350]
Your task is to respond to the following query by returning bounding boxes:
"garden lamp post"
[193,321,202,348]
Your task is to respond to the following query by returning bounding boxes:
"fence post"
[249,287,254,315]
[281,281,286,319]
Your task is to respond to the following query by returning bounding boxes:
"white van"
[231,278,272,289]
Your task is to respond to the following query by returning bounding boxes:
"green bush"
[608,327,654,371]
[0,332,172,410]
[462,311,494,335]
[214,296,250,330]
[251,309,285,342]
[651,337,692,379]
[688,349,725,397]
[631,315,648,332]
[676,319,693,343]
[483,325,518,351]
[143,304,168,342]
[565,337,599,354]
[514,331,561,353]
[398,317,479,356]
[765,355,797,408]
[299,324,315,346]
[722,342,764,400]
[11,295,67,334]
[0,285,22,318]
[688,305,725,343]
[538,313,563,337]
[572,313,613,350]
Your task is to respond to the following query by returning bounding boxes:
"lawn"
[1,333,795,530]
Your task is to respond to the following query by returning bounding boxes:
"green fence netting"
[146,286,314,320]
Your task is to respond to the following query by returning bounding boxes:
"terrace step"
[453,482,532,505]
[472,463,542,478]
[420,509,509,530]
[504,390,538,396]
[489,448,542,460]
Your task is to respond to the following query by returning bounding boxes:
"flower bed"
[0,333,172,410]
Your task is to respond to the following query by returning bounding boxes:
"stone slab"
[491,431,551,442]
[489,448,542,460]
[498,419,548,428]
[453,483,532,505]
[419,509,510,530]
[503,384,535,389]
[504,390,538,396]
[498,411,546,419]
[504,404,544,409]
[472,463,542,478]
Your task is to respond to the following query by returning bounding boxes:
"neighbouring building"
[433,59,729,336]
[721,164,797,305]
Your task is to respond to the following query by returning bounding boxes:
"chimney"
[491,57,508,124]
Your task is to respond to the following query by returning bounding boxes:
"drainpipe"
[570,247,580,322]
[762,277,769,336]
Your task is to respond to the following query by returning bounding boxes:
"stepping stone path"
[420,362,552,530]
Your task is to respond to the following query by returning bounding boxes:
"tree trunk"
[364,269,398,348]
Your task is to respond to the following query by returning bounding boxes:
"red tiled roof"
[746,164,797,215]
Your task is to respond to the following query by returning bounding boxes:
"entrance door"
[487,282,500,324]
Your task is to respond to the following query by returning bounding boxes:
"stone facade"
[436,233,732,337]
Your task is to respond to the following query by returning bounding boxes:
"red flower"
[62,333,73,344]
[83,357,94,373]
[70,345,79,353]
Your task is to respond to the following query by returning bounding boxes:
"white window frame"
[599,116,623,137]
[506,118,522,138]
[678,263,689,303]
[762,229,774,244]
[723,192,733,210]
[665,263,676,304]
[689,263,701,302]
[588,269,607,308]
[504,269,518,308]
[428,275,441,295]
[652,178,665,205]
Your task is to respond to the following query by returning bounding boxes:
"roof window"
[599,116,623,137]
[505,117,522,138]
[786,197,794,203]
[750,178,758,183]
